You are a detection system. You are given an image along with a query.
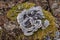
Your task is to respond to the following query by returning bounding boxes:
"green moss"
[7,2,35,21]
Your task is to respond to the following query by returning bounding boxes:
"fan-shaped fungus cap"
[17,6,50,36]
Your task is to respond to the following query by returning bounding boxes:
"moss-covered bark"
[1,2,57,40]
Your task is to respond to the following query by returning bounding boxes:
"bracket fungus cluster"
[17,6,50,36]
[7,2,57,39]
